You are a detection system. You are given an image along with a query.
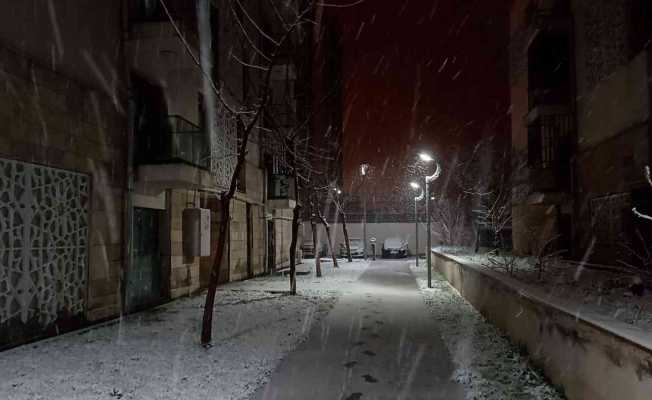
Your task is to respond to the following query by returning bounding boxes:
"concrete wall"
[433,251,652,400]
[302,222,429,256]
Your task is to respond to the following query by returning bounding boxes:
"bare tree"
[332,190,352,262]
[162,0,362,344]
[430,194,471,247]
[530,233,564,281]
[287,146,302,294]
[309,192,322,277]
[314,190,339,268]
[484,251,519,276]
[633,166,652,222]
[180,0,315,345]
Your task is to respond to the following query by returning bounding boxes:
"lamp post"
[410,182,424,266]
[419,152,441,288]
[360,163,369,259]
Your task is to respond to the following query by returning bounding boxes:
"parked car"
[382,237,408,258]
[339,238,365,258]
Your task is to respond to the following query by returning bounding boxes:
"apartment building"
[0,0,310,349]
[509,0,652,263]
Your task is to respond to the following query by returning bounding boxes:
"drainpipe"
[121,0,135,314]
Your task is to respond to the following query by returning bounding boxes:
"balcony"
[528,86,570,111]
[135,115,213,193]
[527,111,573,192]
[267,174,296,210]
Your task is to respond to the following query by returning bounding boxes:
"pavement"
[251,260,465,400]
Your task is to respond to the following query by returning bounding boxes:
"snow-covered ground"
[0,259,369,400]
[410,263,565,400]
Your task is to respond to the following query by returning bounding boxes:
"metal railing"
[136,115,210,170]
[527,111,573,190]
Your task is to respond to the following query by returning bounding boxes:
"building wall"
[0,22,126,347]
[126,20,201,126]
[509,0,651,260]
[229,199,248,281]
[167,189,201,298]
[302,222,430,257]
[274,209,294,268]
[0,0,123,94]
[251,204,266,276]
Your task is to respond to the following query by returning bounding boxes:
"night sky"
[329,0,511,193]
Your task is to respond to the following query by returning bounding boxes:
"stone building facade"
[0,1,127,346]
[0,0,310,349]
[509,0,652,263]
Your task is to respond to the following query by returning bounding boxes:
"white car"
[382,237,408,258]
[339,238,365,258]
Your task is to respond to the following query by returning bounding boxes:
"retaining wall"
[432,251,652,400]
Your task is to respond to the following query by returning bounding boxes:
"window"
[527,32,571,109]
[133,0,164,21]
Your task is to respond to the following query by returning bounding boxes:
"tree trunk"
[311,220,321,277]
[201,195,230,345]
[323,223,338,268]
[288,204,301,294]
[341,211,352,262]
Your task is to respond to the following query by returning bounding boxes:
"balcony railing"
[130,0,195,23]
[136,115,210,170]
[527,112,573,190]
[528,86,570,111]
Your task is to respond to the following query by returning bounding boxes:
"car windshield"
[349,239,363,247]
[384,238,404,248]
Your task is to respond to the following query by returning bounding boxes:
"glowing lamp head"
[410,182,420,190]
[419,152,435,163]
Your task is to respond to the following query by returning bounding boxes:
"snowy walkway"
[0,259,565,399]
[411,263,565,399]
[0,260,367,400]
[252,260,465,400]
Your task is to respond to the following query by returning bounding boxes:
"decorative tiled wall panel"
[0,158,89,329]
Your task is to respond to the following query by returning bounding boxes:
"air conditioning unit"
[182,208,211,257]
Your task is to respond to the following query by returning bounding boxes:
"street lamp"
[419,152,441,288]
[410,182,424,266]
[360,163,370,259]
[419,152,435,162]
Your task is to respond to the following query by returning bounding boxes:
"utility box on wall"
[182,208,211,257]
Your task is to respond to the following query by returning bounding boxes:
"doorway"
[127,207,164,312]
